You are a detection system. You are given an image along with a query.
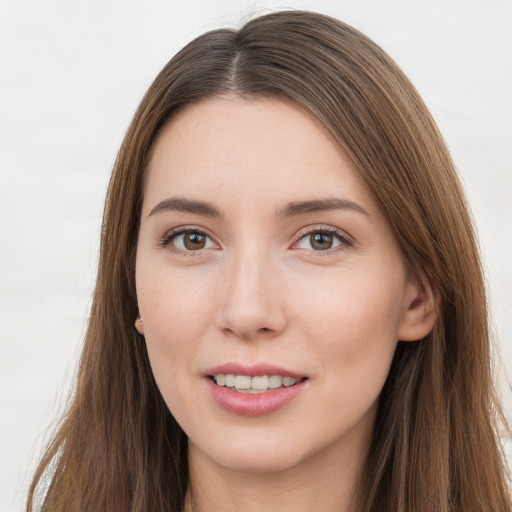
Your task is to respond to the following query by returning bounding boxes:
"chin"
[190,433,310,475]
[214,452,306,475]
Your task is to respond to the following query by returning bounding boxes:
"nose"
[215,245,287,341]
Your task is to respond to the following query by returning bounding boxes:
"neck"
[184,436,367,512]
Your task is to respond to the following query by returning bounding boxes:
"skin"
[135,96,436,512]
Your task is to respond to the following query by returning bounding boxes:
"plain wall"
[1,1,511,510]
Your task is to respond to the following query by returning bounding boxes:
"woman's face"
[136,96,423,474]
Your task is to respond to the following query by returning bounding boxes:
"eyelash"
[292,226,353,255]
[159,226,353,257]
[159,227,217,257]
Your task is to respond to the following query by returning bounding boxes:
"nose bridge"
[216,236,286,339]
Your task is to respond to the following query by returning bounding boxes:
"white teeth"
[212,374,300,392]
[251,375,269,390]
[283,376,296,387]
[269,375,283,389]
[234,375,251,390]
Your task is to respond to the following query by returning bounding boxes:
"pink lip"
[206,362,303,379]
[205,363,308,417]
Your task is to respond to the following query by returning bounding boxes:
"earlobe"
[397,277,438,342]
[135,316,145,335]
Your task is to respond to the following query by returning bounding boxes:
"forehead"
[143,96,377,216]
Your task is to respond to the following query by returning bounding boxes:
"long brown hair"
[27,10,511,511]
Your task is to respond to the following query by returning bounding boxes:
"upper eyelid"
[160,225,220,249]
[293,225,353,242]
[163,225,216,239]
[290,226,355,255]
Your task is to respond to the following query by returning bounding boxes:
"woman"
[27,10,511,512]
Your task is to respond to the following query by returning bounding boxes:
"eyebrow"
[148,196,369,219]
[277,198,369,218]
[149,197,222,218]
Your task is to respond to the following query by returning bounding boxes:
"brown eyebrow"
[277,198,369,217]
[148,197,222,218]
[148,196,368,219]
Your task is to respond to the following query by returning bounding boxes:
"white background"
[1,1,511,510]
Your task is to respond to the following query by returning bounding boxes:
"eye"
[294,228,350,252]
[161,228,218,253]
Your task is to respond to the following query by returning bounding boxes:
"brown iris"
[310,232,334,250]
[183,231,207,250]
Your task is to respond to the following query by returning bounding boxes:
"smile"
[211,374,303,393]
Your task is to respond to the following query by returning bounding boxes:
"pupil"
[184,232,206,250]
[311,233,333,250]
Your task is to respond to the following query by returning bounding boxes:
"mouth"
[209,374,308,394]
[206,366,309,416]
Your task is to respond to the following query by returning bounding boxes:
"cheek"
[135,265,217,403]
[299,277,403,437]
[300,265,405,337]
[137,264,217,343]
[295,267,405,382]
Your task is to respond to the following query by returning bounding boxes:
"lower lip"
[206,378,307,417]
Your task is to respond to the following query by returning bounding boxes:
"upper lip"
[206,362,305,379]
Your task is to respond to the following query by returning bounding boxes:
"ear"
[397,275,438,342]
[135,316,145,335]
